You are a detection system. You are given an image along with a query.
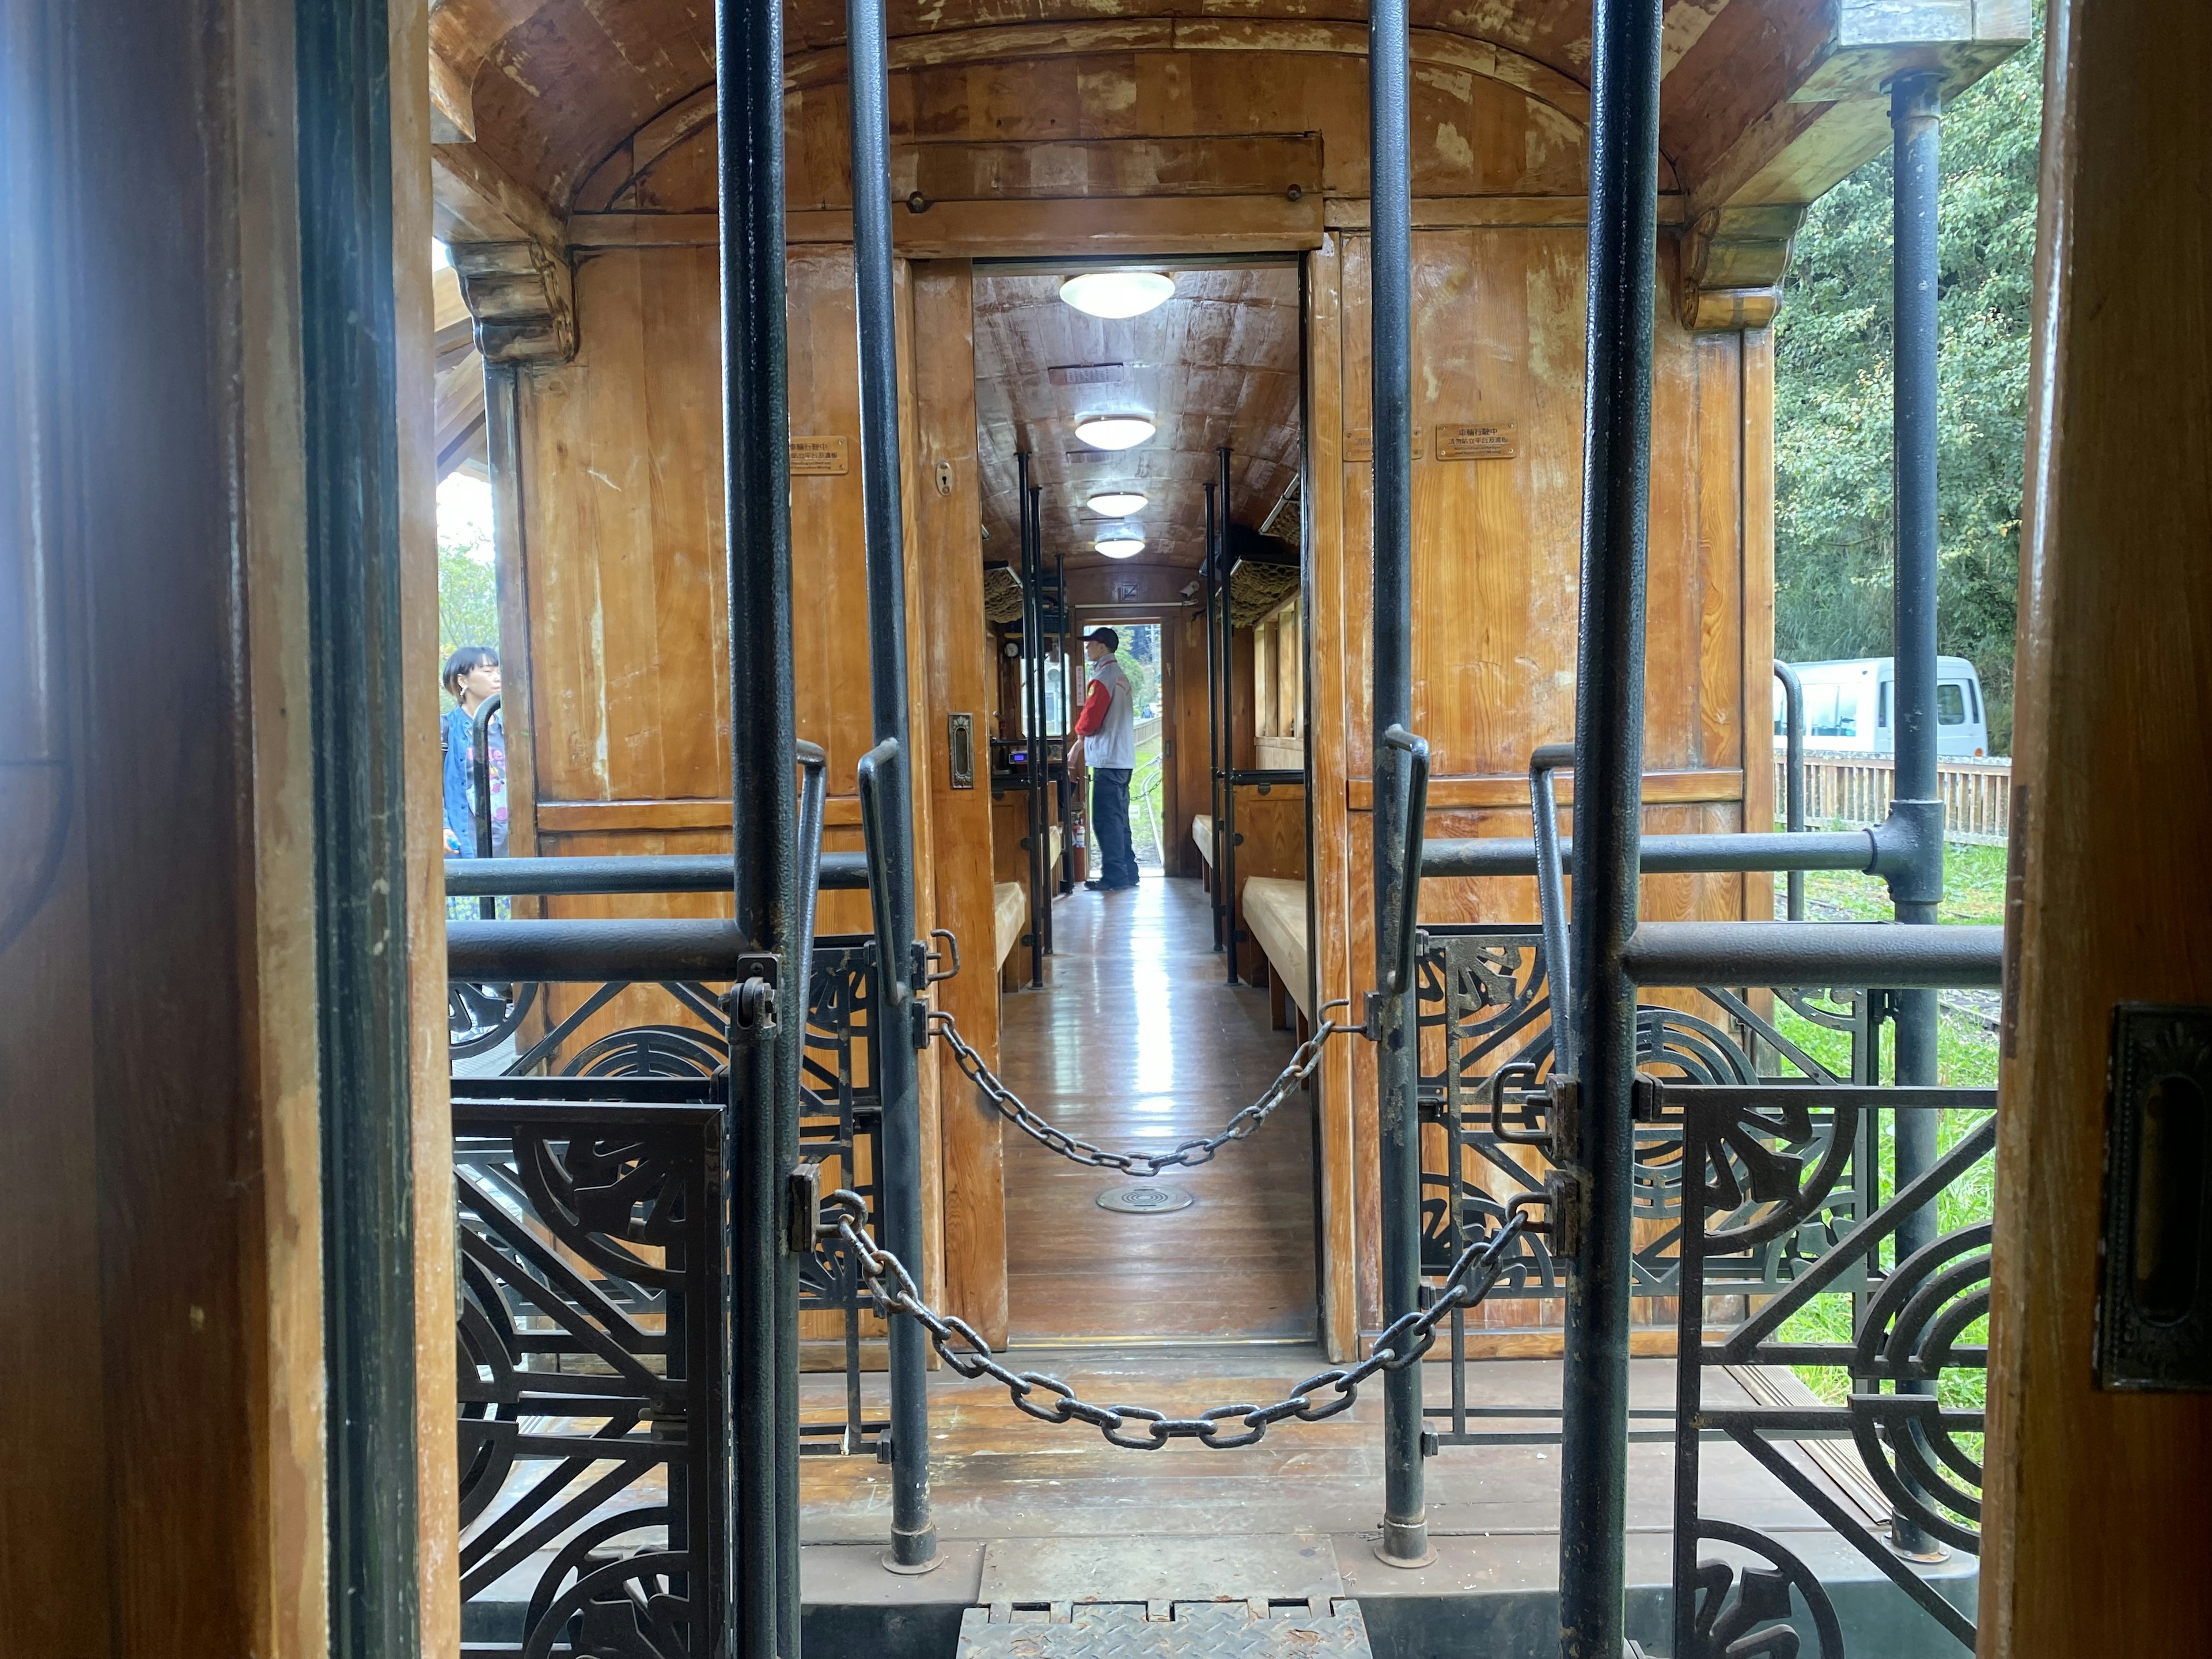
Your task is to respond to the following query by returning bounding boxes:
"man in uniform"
[1073,627,1138,891]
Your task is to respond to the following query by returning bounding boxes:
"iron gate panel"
[452,1090,724,1659]
[450,934,891,1459]
[1407,925,1994,1652]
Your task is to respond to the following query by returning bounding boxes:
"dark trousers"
[1089,767,1137,887]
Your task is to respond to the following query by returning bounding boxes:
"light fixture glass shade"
[1074,415,1156,451]
[1094,529,1145,558]
[1086,490,1149,517]
[1059,270,1175,319]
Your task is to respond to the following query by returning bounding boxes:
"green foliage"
[1773,18,2044,753]
[438,479,499,669]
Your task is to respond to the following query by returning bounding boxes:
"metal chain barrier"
[819,1187,1528,1451]
[929,1002,1352,1178]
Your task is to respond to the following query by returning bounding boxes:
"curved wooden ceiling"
[433,0,1624,217]
[972,264,1302,574]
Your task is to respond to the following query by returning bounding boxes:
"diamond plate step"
[955,1599,1374,1658]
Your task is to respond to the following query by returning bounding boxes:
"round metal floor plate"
[1094,1183,1195,1215]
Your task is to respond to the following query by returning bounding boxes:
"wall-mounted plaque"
[1435,422,1518,460]
[1343,427,1425,463]
[790,435,850,475]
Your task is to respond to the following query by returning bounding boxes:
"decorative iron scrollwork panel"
[452,1092,724,1659]
[1673,1085,1997,1658]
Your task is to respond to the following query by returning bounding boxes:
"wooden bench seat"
[1240,876,1310,1031]
[1191,813,1215,885]
[993,881,1026,976]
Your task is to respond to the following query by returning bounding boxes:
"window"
[1938,682,1968,724]
[1878,682,1891,729]
[1806,685,1856,738]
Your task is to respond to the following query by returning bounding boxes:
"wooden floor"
[995,875,1317,1344]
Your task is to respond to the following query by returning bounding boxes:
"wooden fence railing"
[1778,752,2013,842]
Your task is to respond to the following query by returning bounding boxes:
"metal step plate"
[956,1599,1374,1658]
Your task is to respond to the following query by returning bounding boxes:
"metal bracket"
[719,955,783,1043]
[924,928,963,985]
[1509,1171,1582,1260]
[787,1161,823,1255]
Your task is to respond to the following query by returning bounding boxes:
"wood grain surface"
[1980,2,2212,1651]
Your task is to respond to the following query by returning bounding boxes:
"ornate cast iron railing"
[1669,1081,1994,1658]
[450,935,891,1474]
[453,1084,725,1659]
[449,938,902,1656]
[1408,921,1994,1653]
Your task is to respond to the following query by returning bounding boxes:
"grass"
[1758,832,2003,1485]
[1790,834,2008,926]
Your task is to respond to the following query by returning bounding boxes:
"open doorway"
[967,256,1316,1347]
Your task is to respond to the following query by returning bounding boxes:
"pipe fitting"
[1869,798,1946,908]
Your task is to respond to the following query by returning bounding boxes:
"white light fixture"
[1086,490,1149,517]
[1095,528,1146,559]
[1059,270,1175,320]
[1074,415,1156,451]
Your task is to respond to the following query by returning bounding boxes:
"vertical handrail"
[1558,0,1663,1645]
[1022,473,1047,986]
[796,740,829,995]
[1379,725,1430,998]
[471,692,502,920]
[1055,545,1074,895]
[1217,446,1240,984]
[1367,0,1430,1573]
[1773,660,1806,920]
[846,0,938,1577]
[1528,741,1575,1075]
[1203,480,1225,949]
[714,0,801,1641]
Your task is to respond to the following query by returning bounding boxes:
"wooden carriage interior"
[5,0,2210,1656]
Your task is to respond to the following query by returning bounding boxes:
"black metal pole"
[1203,480,1225,948]
[1774,660,1807,919]
[1025,476,1048,984]
[1558,0,1662,1646]
[1217,447,1241,986]
[715,0,800,1641]
[846,0,937,1576]
[472,692,502,919]
[1368,0,1429,1572]
[1062,553,1079,898]
[1887,66,1945,1560]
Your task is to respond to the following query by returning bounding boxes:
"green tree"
[438,483,499,669]
[1773,16,2043,752]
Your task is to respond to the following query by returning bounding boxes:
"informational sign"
[1435,422,1518,460]
[790,435,850,475]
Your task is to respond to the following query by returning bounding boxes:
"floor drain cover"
[1096,1184,1195,1215]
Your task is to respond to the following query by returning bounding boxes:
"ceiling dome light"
[1095,528,1146,558]
[1074,415,1156,451]
[1059,270,1175,320]
[1086,490,1149,517]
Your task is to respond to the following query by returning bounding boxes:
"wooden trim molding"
[536,796,863,834]
[1345,767,1745,812]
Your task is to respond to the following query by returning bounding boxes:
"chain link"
[930,1002,1353,1178]
[819,1187,1527,1452]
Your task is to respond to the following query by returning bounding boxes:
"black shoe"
[1084,878,1108,891]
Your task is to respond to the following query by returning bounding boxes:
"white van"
[1774,656,1991,757]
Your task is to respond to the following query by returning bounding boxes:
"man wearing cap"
[1073,627,1139,892]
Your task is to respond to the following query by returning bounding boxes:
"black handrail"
[445,851,869,896]
[1528,741,1574,1075]
[1379,725,1429,997]
[1774,659,1807,919]
[855,737,907,1010]
[1421,829,1876,879]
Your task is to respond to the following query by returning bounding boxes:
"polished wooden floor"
[994,875,1318,1344]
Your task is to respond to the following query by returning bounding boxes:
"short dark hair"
[443,643,499,698]
[1085,627,1120,653]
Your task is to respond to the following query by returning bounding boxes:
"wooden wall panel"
[1320,227,1755,1330]
[513,241,979,1319]
[1982,0,2212,1647]
[908,260,1005,1343]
